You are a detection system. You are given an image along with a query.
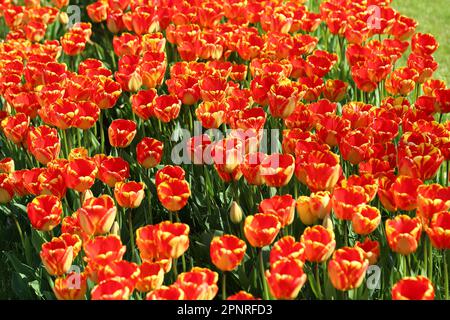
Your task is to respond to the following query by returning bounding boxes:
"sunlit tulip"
[108,119,137,148]
[0,174,14,204]
[227,291,259,300]
[136,262,164,293]
[386,215,422,255]
[136,137,163,169]
[260,154,295,187]
[40,237,74,276]
[64,158,97,192]
[114,181,146,209]
[155,165,186,186]
[26,125,60,165]
[328,247,369,291]
[156,221,190,259]
[97,260,140,291]
[98,156,130,187]
[175,267,218,300]
[426,211,450,249]
[270,236,305,266]
[210,235,246,272]
[244,213,281,248]
[53,272,88,300]
[27,195,62,231]
[300,225,336,263]
[1,112,29,144]
[78,195,117,236]
[146,285,185,300]
[83,235,126,272]
[355,238,380,265]
[392,276,434,300]
[265,259,307,301]
[351,205,381,236]
[331,186,368,221]
[157,178,190,212]
[259,194,295,227]
[91,279,131,300]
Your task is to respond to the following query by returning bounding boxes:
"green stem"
[222,272,227,300]
[128,209,136,262]
[315,263,322,299]
[259,248,269,300]
[444,250,449,300]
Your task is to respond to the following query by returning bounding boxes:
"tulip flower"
[355,238,380,265]
[426,211,450,249]
[227,291,259,300]
[386,215,422,255]
[136,137,163,169]
[0,174,14,204]
[136,262,164,293]
[78,195,117,236]
[351,205,381,235]
[244,213,281,248]
[157,178,190,212]
[270,236,305,266]
[156,221,190,259]
[27,195,62,231]
[91,279,131,300]
[146,285,185,300]
[64,158,98,193]
[210,235,246,272]
[114,181,146,209]
[260,154,295,188]
[392,276,434,300]
[108,119,137,148]
[175,267,219,300]
[83,235,126,273]
[40,237,74,276]
[259,194,295,228]
[328,247,369,291]
[53,272,88,300]
[266,259,307,300]
[332,186,368,221]
[300,225,336,263]
[97,260,140,291]
[98,156,130,187]
[155,165,186,185]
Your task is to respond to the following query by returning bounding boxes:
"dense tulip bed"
[0,0,449,301]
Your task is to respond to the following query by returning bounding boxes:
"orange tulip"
[355,238,380,265]
[0,173,14,204]
[332,186,368,221]
[351,205,381,235]
[210,235,247,272]
[156,178,190,212]
[260,153,295,187]
[328,247,369,291]
[78,195,117,236]
[0,157,14,173]
[26,125,60,165]
[386,215,422,255]
[98,156,130,187]
[114,181,146,208]
[83,235,126,272]
[155,165,186,186]
[426,211,450,249]
[240,152,266,186]
[156,221,190,259]
[136,224,159,261]
[64,158,98,192]
[53,271,88,300]
[136,137,163,169]
[1,112,29,144]
[40,237,74,276]
[392,276,434,300]
[97,260,140,291]
[175,267,218,300]
[146,285,185,300]
[136,262,164,293]
[27,195,62,231]
[266,259,307,300]
[392,175,422,211]
[259,194,295,228]
[270,236,305,266]
[108,119,137,148]
[417,184,450,224]
[300,225,336,263]
[244,213,281,248]
[91,279,131,300]
[227,291,259,300]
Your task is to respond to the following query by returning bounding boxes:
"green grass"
[392,0,450,83]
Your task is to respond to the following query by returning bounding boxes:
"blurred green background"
[392,0,450,83]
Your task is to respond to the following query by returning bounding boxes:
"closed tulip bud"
[128,72,142,92]
[110,221,120,236]
[392,276,434,300]
[230,201,243,224]
[58,12,69,24]
[322,214,334,231]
